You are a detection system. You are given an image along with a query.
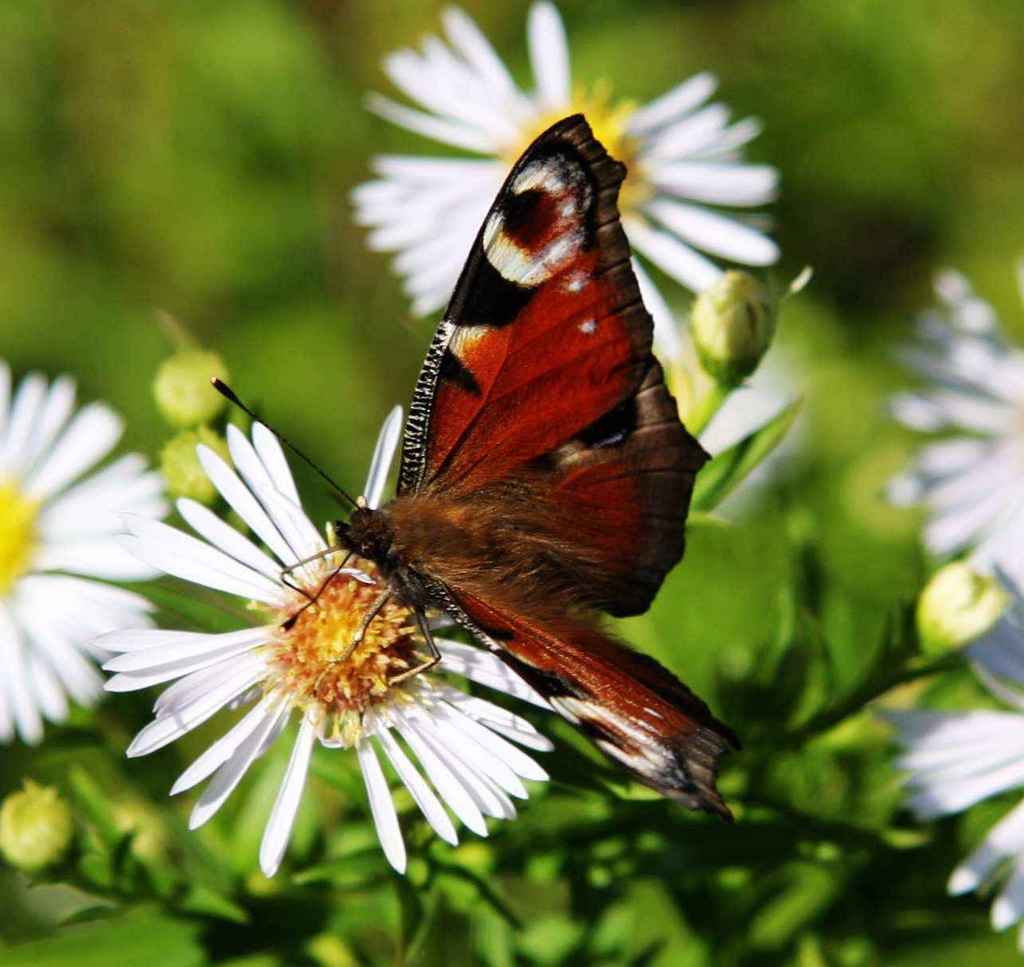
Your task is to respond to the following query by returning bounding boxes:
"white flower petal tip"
[948,866,981,896]
[993,895,1022,932]
[364,406,403,511]
[0,362,164,746]
[353,3,779,326]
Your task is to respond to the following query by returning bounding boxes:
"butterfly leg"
[388,609,442,685]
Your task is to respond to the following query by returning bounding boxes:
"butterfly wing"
[398,114,707,616]
[449,587,738,818]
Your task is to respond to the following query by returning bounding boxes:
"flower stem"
[686,381,729,436]
[783,651,963,745]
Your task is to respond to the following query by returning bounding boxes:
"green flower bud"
[0,780,74,872]
[917,562,1009,655]
[692,271,775,386]
[112,799,168,862]
[153,350,229,427]
[160,426,230,504]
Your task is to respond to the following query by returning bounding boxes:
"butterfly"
[214,114,735,818]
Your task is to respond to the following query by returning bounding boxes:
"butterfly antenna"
[211,378,360,511]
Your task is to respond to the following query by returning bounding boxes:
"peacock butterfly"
[342,114,739,818]
[222,114,739,817]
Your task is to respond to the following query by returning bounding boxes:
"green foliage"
[2,0,1023,964]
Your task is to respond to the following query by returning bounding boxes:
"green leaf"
[178,884,249,924]
[692,398,802,512]
[0,906,204,967]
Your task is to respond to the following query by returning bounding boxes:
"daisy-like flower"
[103,410,552,876]
[0,360,165,744]
[353,2,779,358]
[888,265,1024,557]
[884,521,1024,945]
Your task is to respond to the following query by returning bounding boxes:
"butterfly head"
[334,507,395,573]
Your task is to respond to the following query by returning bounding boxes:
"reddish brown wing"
[450,588,738,818]
[398,114,707,617]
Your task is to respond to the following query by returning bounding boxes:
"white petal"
[436,639,550,709]
[442,689,555,752]
[645,103,731,162]
[628,73,717,136]
[1,372,47,473]
[25,402,123,500]
[358,738,407,873]
[197,444,302,571]
[442,7,532,125]
[28,651,69,724]
[994,864,1024,930]
[120,516,284,605]
[251,423,301,505]
[630,258,684,363]
[364,406,403,510]
[190,702,288,829]
[625,216,723,293]
[366,93,497,154]
[949,800,1024,895]
[646,199,779,265]
[527,1,570,110]
[126,653,266,757]
[226,425,325,565]
[439,700,548,782]
[649,162,778,207]
[260,714,316,877]
[173,697,277,795]
[34,539,160,582]
[374,718,458,845]
[390,706,488,836]
[15,375,76,477]
[0,605,44,744]
[413,711,515,819]
[104,625,270,673]
[177,498,283,583]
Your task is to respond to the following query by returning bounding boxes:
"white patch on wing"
[579,318,596,335]
[482,154,594,288]
[512,160,566,196]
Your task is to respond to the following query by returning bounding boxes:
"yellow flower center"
[0,481,39,597]
[505,83,650,213]
[267,558,422,746]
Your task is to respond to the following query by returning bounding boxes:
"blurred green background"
[3,0,1024,964]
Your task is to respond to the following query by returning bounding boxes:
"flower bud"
[917,562,1009,654]
[0,780,74,872]
[153,350,229,427]
[691,271,775,386]
[160,426,230,504]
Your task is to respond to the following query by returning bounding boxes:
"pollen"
[506,82,650,213]
[265,560,421,746]
[0,482,39,597]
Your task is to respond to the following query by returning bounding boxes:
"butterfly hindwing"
[450,588,738,818]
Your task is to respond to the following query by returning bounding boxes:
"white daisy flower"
[884,527,1024,944]
[888,265,1024,557]
[0,360,165,744]
[103,409,552,877]
[353,1,779,358]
